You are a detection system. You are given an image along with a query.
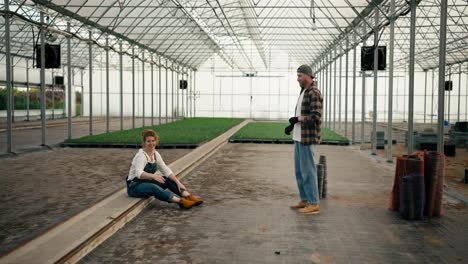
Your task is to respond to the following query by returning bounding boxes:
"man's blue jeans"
[294,141,319,204]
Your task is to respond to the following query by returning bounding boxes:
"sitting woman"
[126,129,203,209]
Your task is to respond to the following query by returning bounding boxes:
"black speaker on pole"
[54,76,64,86]
[179,80,188,89]
[361,46,386,71]
[35,44,61,69]
[444,80,453,91]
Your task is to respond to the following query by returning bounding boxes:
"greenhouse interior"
[1,0,467,263]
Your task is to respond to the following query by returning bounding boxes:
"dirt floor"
[0,147,191,257]
[362,143,468,201]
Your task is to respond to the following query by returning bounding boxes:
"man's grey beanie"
[297,64,314,78]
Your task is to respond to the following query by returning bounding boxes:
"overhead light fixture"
[46,31,58,42]
[310,0,317,31]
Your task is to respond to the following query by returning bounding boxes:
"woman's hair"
[141,129,159,145]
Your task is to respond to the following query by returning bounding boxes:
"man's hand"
[288,117,299,125]
[284,125,293,135]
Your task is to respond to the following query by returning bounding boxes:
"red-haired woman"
[126,129,203,209]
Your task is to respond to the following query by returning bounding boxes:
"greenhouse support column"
[132,47,135,128]
[345,39,349,138]
[387,0,395,163]
[52,71,55,119]
[40,12,47,144]
[151,59,154,126]
[67,22,72,139]
[457,63,461,122]
[431,69,435,124]
[352,34,357,143]
[177,69,180,119]
[194,70,197,117]
[166,62,168,124]
[142,52,145,127]
[172,63,175,121]
[158,57,162,124]
[81,69,84,117]
[338,52,342,132]
[361,25,367,146]
[12,63,15,123]
[447,69,451,124]
[119,42,123,130]
[424,69,428,123]
[407,0,417,155]
[329,53,332,128]
[372,9,379,155]
[333,48,337,131]
[437,0,447,153]
[324,58,330,128]
[26,60,30,121]
[4,0,12,152]
[88,32,93,135]
[189,70,192,117]
[105,37,110,133]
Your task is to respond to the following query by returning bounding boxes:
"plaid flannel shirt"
[299,83,323,145]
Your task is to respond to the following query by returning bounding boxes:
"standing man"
[286,64,323,214]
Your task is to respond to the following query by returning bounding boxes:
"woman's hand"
[176,181,187,192]
[153,175,166,184]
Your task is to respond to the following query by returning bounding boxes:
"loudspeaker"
[179,80,188,89]
[35,44,61,69]
[361,46,386,71]
[444,80,453,91]
[54,76,64,85]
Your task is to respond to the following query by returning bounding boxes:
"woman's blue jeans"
[294,141,319,204]
[126,176,183,203]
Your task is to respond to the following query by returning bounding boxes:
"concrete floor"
[0,147,190,257]
[78,143,468,263]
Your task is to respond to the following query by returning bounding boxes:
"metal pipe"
[81,69,84,118]
[352,34,357,143]
[424,69,428,123]
[407,0,417,155]
[431,69,435,124]
[172,63,175,121]
[151,58,154,126]
[105,37,109,133]
[5,0,12,152]
[437,0,448,152]
[372,9,379,155]
[345,39,349,138]
[194,70,197,117]
[333,48,337,131]
[41,13,46,144]
[26,60,30,121]
[339,52,342,132]
[142,52,145,127]
[329,53,332,128]
[132,47,135,128]
[361,24,367,146]
[166,61,168,124]
[458,63,461,122]
[387,0,395,162]
[119,42,123,130]
[88,31,93,135]
[52,71,55,119]
[159,57,162,125]
[67,22,72,139]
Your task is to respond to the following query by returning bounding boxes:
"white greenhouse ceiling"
[1,0,467,72]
